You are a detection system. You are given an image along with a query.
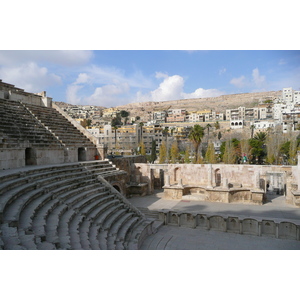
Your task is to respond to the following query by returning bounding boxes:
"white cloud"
[85,65,152,89]
[136,74,223,102]
[0,62,61,92]
[252,68,266,88]
[182,87,223,98]
[230,75,247,88]
[75,73,89,84]
[155,72,168,79]
[86,83,130,106]
[230,68,267,91]
[66,84,83,105]
[150,75,184,101]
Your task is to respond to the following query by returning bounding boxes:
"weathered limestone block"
[168,212,179,225]
[242,219,259,235]
[209,215,226,231]
[251,190,265,205]
[163,186,184,200]
[226,217,240,233]
[206,189,229,203]
[278,222,298,240]
[179,213,196,228]
[196,214,208,229]
[228,189,251,203]
[261,220,276,237]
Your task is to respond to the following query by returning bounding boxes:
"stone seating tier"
[0,98,62,148]
[23,103,96,149]
[0,161,153,250]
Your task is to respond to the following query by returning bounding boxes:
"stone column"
[207,164,213,188]
[178,178,183,187]
[255,171,260,189]
[223,178,228,188]
[165,175,170,187]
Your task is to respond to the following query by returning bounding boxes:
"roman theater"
[1,80,300,250]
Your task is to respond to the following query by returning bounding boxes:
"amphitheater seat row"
[23,103,96,149]
[0,98,62,148]
[0,161,154,250]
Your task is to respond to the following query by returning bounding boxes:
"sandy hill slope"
[115,90,281,119]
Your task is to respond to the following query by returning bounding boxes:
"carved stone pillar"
[207,164,213,188]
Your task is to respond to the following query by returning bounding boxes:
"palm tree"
[250,124,255,139]
[188,124,205,163]
[254,131,267,143]
[113,125,118,149]
[206,123,212,142]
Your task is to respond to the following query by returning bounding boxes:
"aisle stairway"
[0,161,155,250]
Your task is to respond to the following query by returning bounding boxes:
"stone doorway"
[153,169,165,189]
[25,148,36,165]
[78,147,86,161]
[265,172,286,204]
[215,169,221,187]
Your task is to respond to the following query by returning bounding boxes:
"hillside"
[115,90,281,120]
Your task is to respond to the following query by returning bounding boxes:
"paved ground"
[129,190,300,250]
[140,225,300,250]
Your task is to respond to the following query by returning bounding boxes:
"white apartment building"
[230,119,244,129]
[252,120,276,130]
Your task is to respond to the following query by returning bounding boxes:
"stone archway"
[112,182,123,195]
[215,168,221,187]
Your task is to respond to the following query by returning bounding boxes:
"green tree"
[288,138,298,165]
[254,132,267,143]
[250,125,255,139]
[184,147,190,163]
[112,125,118,148]
[120,110,130,118]
[222,140,237,164]
[80,119,92,128]
[138,141,146,156]
[150,139,157,163]
[214,121,220,130]
[188,124,205,163]
[218,131,222,140]
[220,138,240,164]
[159,141,167,163]
[249,139,265,164]
[206,123,212,142]
[266,133,282,165]
[205,142,217,164]
[111,116,122,127]
[170,140,179,163]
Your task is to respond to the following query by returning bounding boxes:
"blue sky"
[0,50,299,107]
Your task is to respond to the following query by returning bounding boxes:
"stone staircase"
[0,161,156,250]
[137,207,160,220]
[0,98,62,149]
